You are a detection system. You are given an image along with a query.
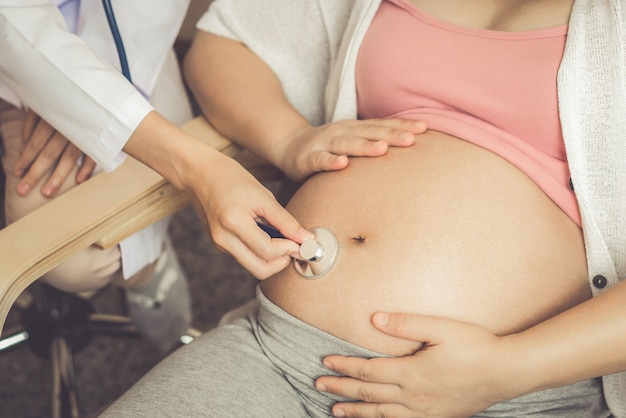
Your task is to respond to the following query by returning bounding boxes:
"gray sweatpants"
[103,287,611,417]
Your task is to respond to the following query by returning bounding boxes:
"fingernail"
[44,179,61,196]
[315,381,327,392]
[373,312,389,326]
[322,358,334,370]
[290,251,303,260]
[17,183,31,195]
[415,121,427,130]
[401,132,414,141]
[334,408,346,417]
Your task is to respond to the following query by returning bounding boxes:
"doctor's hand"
[277,118,426,181]
[182,151,314,279]
[316,312,519,418]
[124,111,314,279]
[14,110,96,197]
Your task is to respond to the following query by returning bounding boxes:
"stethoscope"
[102,0,339,279]
[102,0,132,82]
[257,222,339,280]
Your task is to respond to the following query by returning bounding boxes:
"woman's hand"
[316,312,519,418]
[14,110,96,197]
[277,118,427,181]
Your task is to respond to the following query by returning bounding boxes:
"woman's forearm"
[508,278,626,396]
[183,31,310,167]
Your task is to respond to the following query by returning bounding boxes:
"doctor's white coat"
[0,0,192,277]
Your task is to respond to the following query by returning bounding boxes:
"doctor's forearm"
[122,111,225,191]
[183,31,310,167]
[0,3,146,171]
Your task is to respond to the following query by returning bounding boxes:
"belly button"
[351,235,367,244]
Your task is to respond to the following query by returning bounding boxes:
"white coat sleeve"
[0,0,154,171]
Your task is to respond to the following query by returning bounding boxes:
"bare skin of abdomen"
[261,130,590,356]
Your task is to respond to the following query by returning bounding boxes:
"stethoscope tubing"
[102,0,132,82]
[256,222,287,239]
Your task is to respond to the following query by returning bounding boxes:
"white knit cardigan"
[199,0,626,414]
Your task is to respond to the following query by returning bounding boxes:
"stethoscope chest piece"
[294,227,338,279]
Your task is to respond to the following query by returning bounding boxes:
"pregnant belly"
[261,131,590,356]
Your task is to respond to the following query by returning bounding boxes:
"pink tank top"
[356,0,580,225]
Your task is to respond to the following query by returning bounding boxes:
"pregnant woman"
[103,0,626,417]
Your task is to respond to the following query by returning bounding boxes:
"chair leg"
[51,337,81,418]
[21,284,94,358]
[0,325,29,352]
[0,291,36,352]
[88,313,138,337]
[2,282,203,416]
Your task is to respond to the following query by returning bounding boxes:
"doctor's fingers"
[201,207,300,280]
[16,132,73,197]
[39,143,92,198]
[22,112,54,147]
[14,116,56,177]
[21,109,41,142]
[212,229,295,280]
[75,155,97,184]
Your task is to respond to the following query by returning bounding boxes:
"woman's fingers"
[327,118,426,151]
[321,356,406,386]
[291,118,427,178]
[331,402,414,418]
